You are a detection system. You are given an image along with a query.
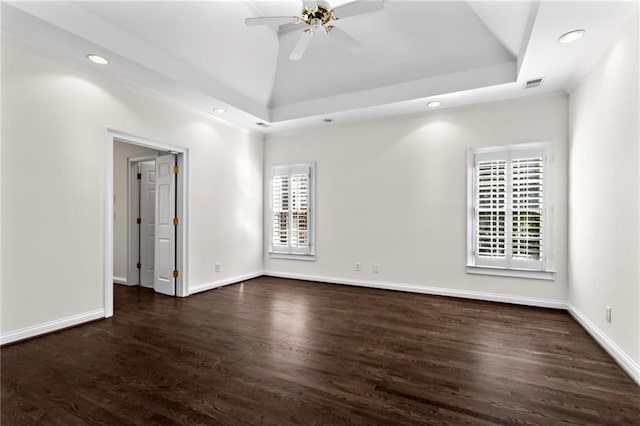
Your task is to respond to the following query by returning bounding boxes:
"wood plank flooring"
[2,276,639,425]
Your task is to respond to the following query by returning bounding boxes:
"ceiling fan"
[245,0,384,61]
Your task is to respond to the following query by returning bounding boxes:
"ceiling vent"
[524,78,544,89]
[255,122,270,127]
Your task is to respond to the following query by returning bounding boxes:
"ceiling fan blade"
[332,0,384,19]
[279,22,300,34]
[289,30,314,61]
[328,27,363,54]
[245,16,297,26]
[302,0,317,9]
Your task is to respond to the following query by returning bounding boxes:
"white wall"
[1,36,263,334]
[112,142,159,282]
[568,8,639,364]
[264,94,569,305]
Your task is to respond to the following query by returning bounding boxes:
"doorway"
[105,129,190,318]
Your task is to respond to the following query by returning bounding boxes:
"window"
[467,143,553,279]
[270,163,315,258]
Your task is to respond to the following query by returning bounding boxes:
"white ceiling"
[270,1,517,107]
[1,1,634,133]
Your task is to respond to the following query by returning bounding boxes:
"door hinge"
[172,270,179,278]
[136,217,141,225]
[136,262,141,269]
[173,217,179,226]
[137,173,142,180]
[173,165,179,174]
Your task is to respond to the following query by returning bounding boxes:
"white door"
[154,154,176,296]
[139,161,156,287]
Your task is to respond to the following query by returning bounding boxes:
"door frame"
[104,128,190,318]
[127,155,158,288]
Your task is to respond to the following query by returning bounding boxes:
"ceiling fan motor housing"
[301,3,336,32]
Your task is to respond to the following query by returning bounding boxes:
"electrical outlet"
[605,305,612,323]
[215,263,221,273]
[355,262,361,272]
[372,263,379,273]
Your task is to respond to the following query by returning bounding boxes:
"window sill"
[466,265,555,281]
[269,252,316,261]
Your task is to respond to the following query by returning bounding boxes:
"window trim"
[269,162,316,260]
[466,142,554,280]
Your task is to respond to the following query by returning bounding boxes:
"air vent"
[524,78,544,89]
[256,122,270,127]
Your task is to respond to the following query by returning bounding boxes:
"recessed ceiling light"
[323,118,334,123]
[86,54,109,65]
[427,101,441,108]
[558,29,585,44]
[213,108,227,114]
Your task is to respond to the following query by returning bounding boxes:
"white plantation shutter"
[272,175,290,248]
[290,172,309,249]
[476,158,507,266]
[471,144,549,271]
[511,156,544,269]
[271,163,314,256]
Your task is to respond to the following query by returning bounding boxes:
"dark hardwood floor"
[2,277,639,425]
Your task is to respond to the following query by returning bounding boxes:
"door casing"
[105,128,189,318]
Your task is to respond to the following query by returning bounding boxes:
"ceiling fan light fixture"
[427,101,441,108]
[87,54,109,65]
[558,29,585,44]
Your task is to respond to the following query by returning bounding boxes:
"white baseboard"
[0,308,105,346]
[567,304,640,386]
[113,276,129,285]
[188,271,264,295]
[264,271,567,309]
